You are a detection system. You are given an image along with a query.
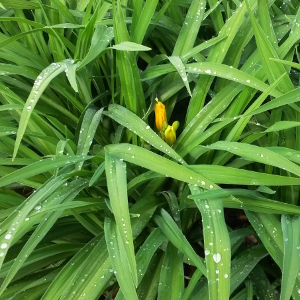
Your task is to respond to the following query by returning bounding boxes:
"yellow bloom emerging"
[154,98,167,131]
[164,125,176,146]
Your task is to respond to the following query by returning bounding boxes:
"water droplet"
[213,253,221,263]
[5,234,11,240]
[205,249,210,255]
[1,243,7,249]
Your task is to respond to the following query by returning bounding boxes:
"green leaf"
[172,0,206,56]
[134,229,165,283]
[79,25,114,69]
[181,35,227,62]
[105,154,138,286]
[245,0,294,93]
[49,24,83,29]
[31,200,100,215]
[160,191,181,226]
[115,228,166,299]
[104,218,138,300]
[128,171,164,194]
[74,1,101,59]
[130,195,162,238]
[64,60,79,92]
[246,212,300,298]
[0,176,66,271]
[264,121,300,133]
[213,73,286,166]
[157,242,184,300]
[246,212,284,268]
[280,215,300,300]
[76,107,103,171]
[186,193,300,215]
[189,188,263,201]
[185,62,281,98]
[136,251,164,300]
[131,0,159,44]
[229,228,255,254]
[243,88,300,118]
[168,56,192,97]
[60,239,111,299]
[190,185,230,300]
[185,0,255,124]
[189,165,300,186]
[208,141,300,177]
[89,162,105,186]
[248,265,277,300]
[230,245,268,294]
[0,180,88,294]
[182,269,203,300]
[155,209,207,276]
[50,0,78,24]
[267,147,300,165]
[0,0,39,9]
[190,245,268,299]
[270,58,300,70]
[245,280,253,300]
[112,0,146,116]
[111,42,151,52]
[105,143,216,190]
[13,60,74,159]
[0,156,89,188]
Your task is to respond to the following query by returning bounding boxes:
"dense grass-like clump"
[0,0,300,299]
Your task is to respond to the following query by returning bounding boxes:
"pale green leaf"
[280,215,300,300]
[111,42,151,52]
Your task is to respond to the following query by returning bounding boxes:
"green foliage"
[0,0,300,299]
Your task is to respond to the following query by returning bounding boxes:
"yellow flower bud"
[172,121,179,131]
[164,125,176,146]
[154,98,167,131]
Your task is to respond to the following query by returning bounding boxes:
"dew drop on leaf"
[213,253,221,263]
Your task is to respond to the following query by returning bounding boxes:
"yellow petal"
[154,99,167,131]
